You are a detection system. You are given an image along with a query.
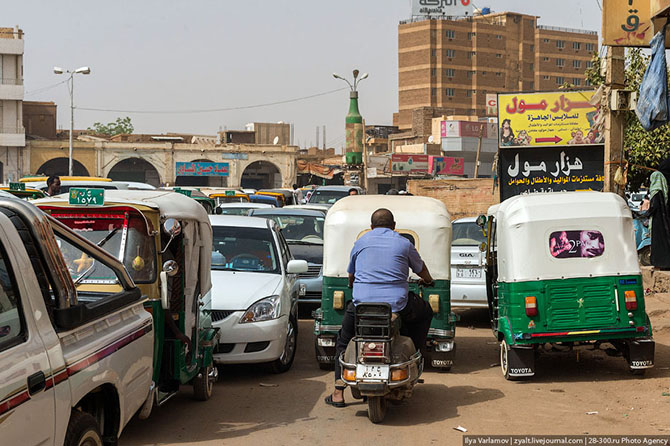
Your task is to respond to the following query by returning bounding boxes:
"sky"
[9,0,602,150]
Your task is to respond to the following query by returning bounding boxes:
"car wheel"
[270,316,297,373]
[64,411,103,446]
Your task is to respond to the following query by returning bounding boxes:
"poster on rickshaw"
[499,146,604,201]
[497,91,603,148]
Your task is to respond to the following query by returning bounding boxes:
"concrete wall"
[407,178,499,220]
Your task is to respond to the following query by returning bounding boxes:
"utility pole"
[603,46,626,196]
[473,124,485,178]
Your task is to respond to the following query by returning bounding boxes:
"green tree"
[88,116,134,136]
[584,49,670,191]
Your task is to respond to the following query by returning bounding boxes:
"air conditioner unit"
[611,89,636,111]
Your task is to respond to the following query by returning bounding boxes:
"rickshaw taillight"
[624,290,637,310]
[360,342,385,358]
[525,296,538,317]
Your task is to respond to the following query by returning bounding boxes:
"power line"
[594,0,602,11]
[77,87,348,114]
[24,79,67,96]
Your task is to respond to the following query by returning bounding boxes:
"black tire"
[314,337,335,370]
[192,364,214,401]
[270,316,298,373]
[630,368,646,376]
[367,396,388,424]
[639,246,651,266]
[64,411,103,446]
[350,387,363,400]
[500,339,513,381]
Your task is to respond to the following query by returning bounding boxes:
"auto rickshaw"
[314,195,457,370]
[35,189,219,409]
[0,182,46,200]
[169,187,216,214]
[249,193,280,207]
[256,190,289,206]
[209,191,250,205]
[478,191,654,380]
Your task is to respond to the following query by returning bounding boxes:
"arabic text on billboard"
[497,91,602,148]
[602,0,654,47]
[412,0,472,17]
[176,162,229,177]
[391,154,429,173]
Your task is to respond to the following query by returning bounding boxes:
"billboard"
[497,91,603,148]
[486,94,497,116]
[440,121,487,138]
[429,156,465,176]
[499,146,604,200]
[391,154,429,173]
[176,162,229,176]
[411,0,472,17]
[602,0,654,46]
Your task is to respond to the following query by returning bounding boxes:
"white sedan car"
[208,215,308,373]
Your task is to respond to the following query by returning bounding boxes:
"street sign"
[176,162,229,177]
[602,0,663,47]
[486,94,498,116]
[497,91,602,148]
[9,182,24,191]
[69,188,105,206]
[224,190,235,196]
[411,0,472,18]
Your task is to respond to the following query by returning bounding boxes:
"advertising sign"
[411,0,472,17]
[391,154,429,173]
[499,146,604,201]
[486,93,498,116]
[602,0,654,46]
[497,91,602,148]
[440,121,487,138]
[176,162,229,177]
[429,156,465,175]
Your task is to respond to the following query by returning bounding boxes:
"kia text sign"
[176,162,229,176]
[429,156,465,175]
[440,121,487,138]
[602,0,658,46]
[497,91,602,148]
[411,0,472,17]
[391,154,429,173]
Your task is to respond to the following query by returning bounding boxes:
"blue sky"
[10,0,602,148]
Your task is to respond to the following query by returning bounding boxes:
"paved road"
[120,298,670,446]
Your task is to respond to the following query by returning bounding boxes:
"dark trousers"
[334,292,433,385]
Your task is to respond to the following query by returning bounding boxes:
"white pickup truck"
[0,197,154,446]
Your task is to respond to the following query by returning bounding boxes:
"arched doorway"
[37,158,89,176]
[175,159,228,187]
[108,158,161,187]
[241,161,281,190]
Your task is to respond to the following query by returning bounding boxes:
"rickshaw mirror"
[163,218,181,237]
[475,214,487,228]
[163,260,179,277]
[215,207,223,215]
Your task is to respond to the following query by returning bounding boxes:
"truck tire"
[367,396,388,424]
[64,411,103,446]
[192,365,214,401]
[270,316,297,373]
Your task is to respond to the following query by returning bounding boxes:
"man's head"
[292,184,298,190]
[47,175,61,195]
[371,208,395,230]
[348,188,359,196]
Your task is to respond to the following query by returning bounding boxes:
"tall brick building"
[394,12,598,130]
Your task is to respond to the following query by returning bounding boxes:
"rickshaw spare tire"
[64,411,103,446]
[367,396,388,423]
[192,364,214,401]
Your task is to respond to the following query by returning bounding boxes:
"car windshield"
[452,222,486,246]
[54,212,157,283]
[258,214,324,244]
[211,226,279,274]
[308,190,347,204]
[218,207,253,216]
[631,193,645,202]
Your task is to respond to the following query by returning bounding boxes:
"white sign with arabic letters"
[411,0,472,17]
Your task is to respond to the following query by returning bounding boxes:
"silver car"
[450,217,488,308]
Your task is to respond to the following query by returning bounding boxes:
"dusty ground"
[120,294,670,446]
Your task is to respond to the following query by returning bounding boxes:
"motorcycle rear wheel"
[367,396,388,423]
[639,246,651,266]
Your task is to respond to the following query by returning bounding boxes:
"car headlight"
[239,295,281,323]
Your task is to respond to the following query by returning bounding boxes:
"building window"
[431,68,437,77]
[543,75,551,80]
[529,63,534,71]
[556,58,565,67]
[431,49,436,57]
[573,42,581,50]
[556,76,564,85]
[586,61,593,68]
[574,78,581,86]
[431,88,437,97]
[445,88,455,97]
[543,57,550,62]
[573,60,581,69]
[586,43,595,52]
[468,51,476,59]
[496,34,503,39]
[468,32,476,40]
[530,44,535,52]
[585,78,592,86]
[556,40,565,49]
[496,72,502,77]
[446,49,455,58]
[543,38,550,43]
[466,90,473,97]
[445,68,455,77]
[446,30,455,39]
[467,70,475,79]
[481,71,487,75]
[496,53,502,58]
[530,81,535,89]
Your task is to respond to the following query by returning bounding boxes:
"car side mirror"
[287,259,309,274]
[215,207,222,215]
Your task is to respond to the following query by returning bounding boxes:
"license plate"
[456,267,482,279]
[356,364,389,381]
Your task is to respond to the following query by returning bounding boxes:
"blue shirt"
[347,227,425,312]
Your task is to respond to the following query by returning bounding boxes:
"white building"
[0,26,24,182]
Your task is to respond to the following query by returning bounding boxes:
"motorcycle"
[339,302,423,423]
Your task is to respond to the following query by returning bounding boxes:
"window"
[543,38,550,43]
[529,63,534,71]
[543,57,550,62]
[468,51,476,59]
[556,76,564,85]
[452,222,487,246]
[586,61,593,68]
[446,49,455,58]
[446,30,455,39]
[466,90,472,97]
[496,53,502,58]
[496,34,503,40]
[431,68,437,77]
[573,42,581,50]
[530,81,535,89]
[556,40,565,49]
[530,44,535,52]
[467,70,475,79]
[0,243,25,352]
[431,49,436,57]
[543,75,551,80]
[586,43,595,52]
[585,78,592,86]
[211,226,280,274]
[445,88,455,97]
[445,68,455,77]
[556,58,565,67]
[573,78,581,86]
[431,87,437,97]
[468,32,476,40]
[496,72,502,77]
[573,60,581,69]
[549,230,604,259]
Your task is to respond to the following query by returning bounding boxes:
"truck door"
[0,214,56,446]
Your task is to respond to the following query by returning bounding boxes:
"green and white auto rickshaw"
[314,195,457,370]
[36,189,219,411]
[478,191,654,380]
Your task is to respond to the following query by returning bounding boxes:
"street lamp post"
[53,66,91,176]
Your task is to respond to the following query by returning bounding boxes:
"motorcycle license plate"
[356,364,389,381]
[456,267,482,279]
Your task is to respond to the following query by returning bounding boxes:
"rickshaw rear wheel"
[367,396,388,423]
[500,339,513,381]
[270,316,298,373]
[193,364,214,401]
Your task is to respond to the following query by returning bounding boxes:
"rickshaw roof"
[488,191,639,282]
[323,195,452,279]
